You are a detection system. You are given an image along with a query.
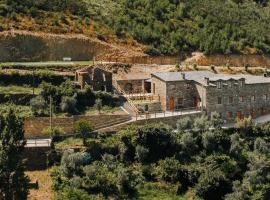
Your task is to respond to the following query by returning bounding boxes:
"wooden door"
[169,97,175,111]
[237,111,242,120]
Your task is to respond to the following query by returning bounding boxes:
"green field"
[0,61,93,71]
[0,85,41,94]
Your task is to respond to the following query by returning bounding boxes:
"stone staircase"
[93,114,132,130]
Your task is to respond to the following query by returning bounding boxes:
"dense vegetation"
[30,79,119,116]
[0,109,29,200]
[0,0,269,55]
[51,115,270,199]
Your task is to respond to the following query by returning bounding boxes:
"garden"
[49,113,270,200]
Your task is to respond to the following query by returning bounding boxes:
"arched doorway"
[124,83,133,93]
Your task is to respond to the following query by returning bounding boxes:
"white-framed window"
[239,96,244,103]
[263,94,268,101]
[251,95,255,102]
[228,82,232,88]
[240,80,245,87]
[217,82,221,89]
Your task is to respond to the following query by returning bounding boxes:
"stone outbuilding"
[151,71,270,121]
[75,65,112,92]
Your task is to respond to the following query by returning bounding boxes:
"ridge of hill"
[0,0,269,57]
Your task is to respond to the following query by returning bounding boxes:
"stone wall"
[151,76,167,110]
[205,80,270,121]
[117,79,145,93]
[135,101,162,112]
[24,114,131,139]
[23,147,50,170]
[132,112,202,128]
[193,54,270,67]
[151,75,201,111]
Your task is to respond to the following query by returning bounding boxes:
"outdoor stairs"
[93,115,132,131]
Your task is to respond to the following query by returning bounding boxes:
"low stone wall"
[24,114,131,139]
[133,112,202,128]
[192,53,270,67]
[23,147,50,171]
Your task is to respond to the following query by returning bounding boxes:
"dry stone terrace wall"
[194,54,270,67]
[24,114,131,139]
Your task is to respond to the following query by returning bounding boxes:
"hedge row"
[0,72,74,86]
[0,93,36,105]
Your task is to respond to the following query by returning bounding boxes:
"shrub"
[74,120,95,146]
[158,157,181,183]
[194,115,210,131]
[135,145,149,163]
[180,132,198,156]
[94,98,103,114]
[43,126,65,140]
[30,95,48,116]
[176,117,193,131]
[82,162,119,197]
[144,46,161,56]
[210,111,223,129]
[60,95,77,115]
[60,150,84,178]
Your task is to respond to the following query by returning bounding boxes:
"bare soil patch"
[26,170,53,200]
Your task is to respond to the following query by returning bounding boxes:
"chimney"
[181,73,186,80]
[204,77,210,86]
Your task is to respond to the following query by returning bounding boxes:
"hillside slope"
[1,0,270,57]
[0,30,146,62]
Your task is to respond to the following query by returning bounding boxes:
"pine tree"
[0,109,29,200]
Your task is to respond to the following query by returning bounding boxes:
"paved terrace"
[133,109,202,121]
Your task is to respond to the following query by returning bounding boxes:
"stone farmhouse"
[75,66,112,92]
[151,71,270,121]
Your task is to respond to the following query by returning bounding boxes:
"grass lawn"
[0,61,92,69]
[0,85,41,94]
[83,106,125,115]
[26,169,53,200]
[55,137,84,150]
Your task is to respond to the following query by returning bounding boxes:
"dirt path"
[26,170,53,200]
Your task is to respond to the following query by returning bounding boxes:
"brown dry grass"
[26,170,54,200]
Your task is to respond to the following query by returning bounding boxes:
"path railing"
[113,80,140,114]
[26,139,51,147]
[134,107,202,121]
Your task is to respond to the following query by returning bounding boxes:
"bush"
[43,126,65,140]
[176,117,193,132]
[60,150,84,178]
[60,95,77,115]
[74,120,95,146]
[30,95,47,116]
[144,46,161,56]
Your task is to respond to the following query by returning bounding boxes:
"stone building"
[151,71,270,121]
[75,66,112,92]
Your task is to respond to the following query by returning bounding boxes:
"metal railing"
[26,139,51,147]
[134,107,202,121]
[113,81,140,114]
